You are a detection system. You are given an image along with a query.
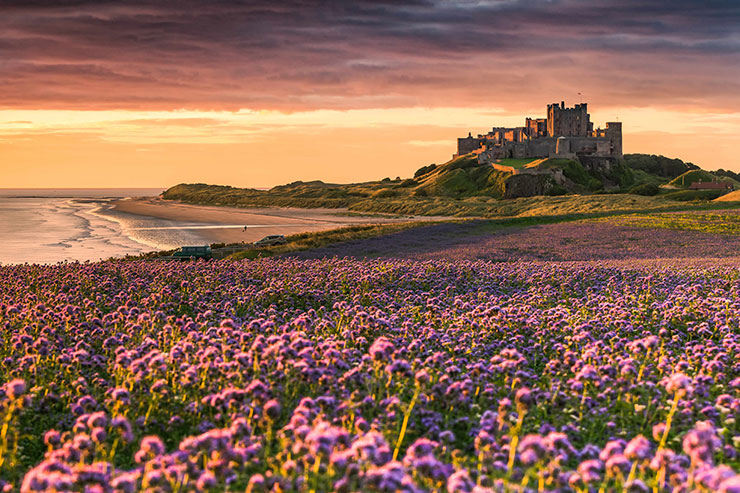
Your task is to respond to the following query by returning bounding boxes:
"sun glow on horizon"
[2,105,740,188]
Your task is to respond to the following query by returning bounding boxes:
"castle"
[455,101,622,164]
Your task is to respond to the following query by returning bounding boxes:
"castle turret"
[605,122,622,158]
[548,101,591,137]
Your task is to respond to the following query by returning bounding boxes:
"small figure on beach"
[243,226,247,232]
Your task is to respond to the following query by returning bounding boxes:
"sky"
[1,0,739,188]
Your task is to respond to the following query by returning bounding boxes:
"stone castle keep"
[455,101,622,163]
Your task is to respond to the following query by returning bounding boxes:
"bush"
[546,185,568,196]
[630,183,660,196]
[372,189,398,198]
[413,188,428,197]
[623,154,698,178]
[397,179,418,188]
[414,164,437,178]
[587,178,603,191]
[662,189,722,201]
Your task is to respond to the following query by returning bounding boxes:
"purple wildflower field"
[1,236,740,491]
[291,221,740,263]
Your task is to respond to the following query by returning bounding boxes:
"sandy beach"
[111,197,444,245]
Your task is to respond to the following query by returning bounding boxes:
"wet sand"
[111,197,444,245]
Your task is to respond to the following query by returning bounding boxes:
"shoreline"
[110,197,446,246]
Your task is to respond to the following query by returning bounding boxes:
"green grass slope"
[413,154,510,198]
[623,154,698,178]
[668,169,740,189]
[162,151,727,217]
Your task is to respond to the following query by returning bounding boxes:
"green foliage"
[624,154,699,178]
[713,168,740,182]
[546,185,568,196]
[588,178,603,191]
[161,150,724,218]
[445,154,480,171]
[630,183,661,196]
[372,189,398,198]
[629,169,669,189]
[662,189,723,201]
[414,163,437,178]
[541,159,591,186]
[493,158,538,169]
[607,160,635,188]
[667,169,723,188]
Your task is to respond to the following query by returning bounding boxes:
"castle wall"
[457,136,484,155]
[459,102,622,161]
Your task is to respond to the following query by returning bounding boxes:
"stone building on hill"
[455,101,622,163]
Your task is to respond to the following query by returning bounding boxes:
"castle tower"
[547,101,591,137]
[605,122,622,158]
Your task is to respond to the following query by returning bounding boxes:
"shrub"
[546,185,568,196]
[414,164,437,178]
[372,189,398,198]
[662,189,722,201]
[397,179,418,188]
[630,183,660,196]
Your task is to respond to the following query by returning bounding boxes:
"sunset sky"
[2,0,739,188]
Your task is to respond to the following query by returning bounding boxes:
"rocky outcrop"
[504,173,557,198]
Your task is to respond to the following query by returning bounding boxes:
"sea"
[0,189,213,265]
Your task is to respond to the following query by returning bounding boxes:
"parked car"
[172,245,212,260]
[253,235,287,247]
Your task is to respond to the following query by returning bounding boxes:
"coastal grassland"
[120,199,740,262]
[590,207,740,235]
[346,192,718,218]
[162,181,726,219]
[228,222,437,259]
[162,153,713,218]
[231,200,740,259]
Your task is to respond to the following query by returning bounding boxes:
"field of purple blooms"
[1,257,739,491]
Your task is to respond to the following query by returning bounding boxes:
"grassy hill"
[623,154,698,178]
[668,169,740,189]
[162,152,731,217]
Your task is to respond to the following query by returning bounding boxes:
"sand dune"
[714,190,740,202]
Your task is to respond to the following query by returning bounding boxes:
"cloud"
[407,139,452,147]
[0,0,738,112]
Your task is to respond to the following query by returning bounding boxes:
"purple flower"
[446,469,475,493]
[264,399,281,420]
[577,459,603,484]
[135,436,166,463]
[682,421,721,465]
[369,337,395,362]
[624,435,651,461]
[663,372,693,395]
[5,379,26,399]
[719,476,740,493]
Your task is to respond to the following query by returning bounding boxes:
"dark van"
[172,245,212,260]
